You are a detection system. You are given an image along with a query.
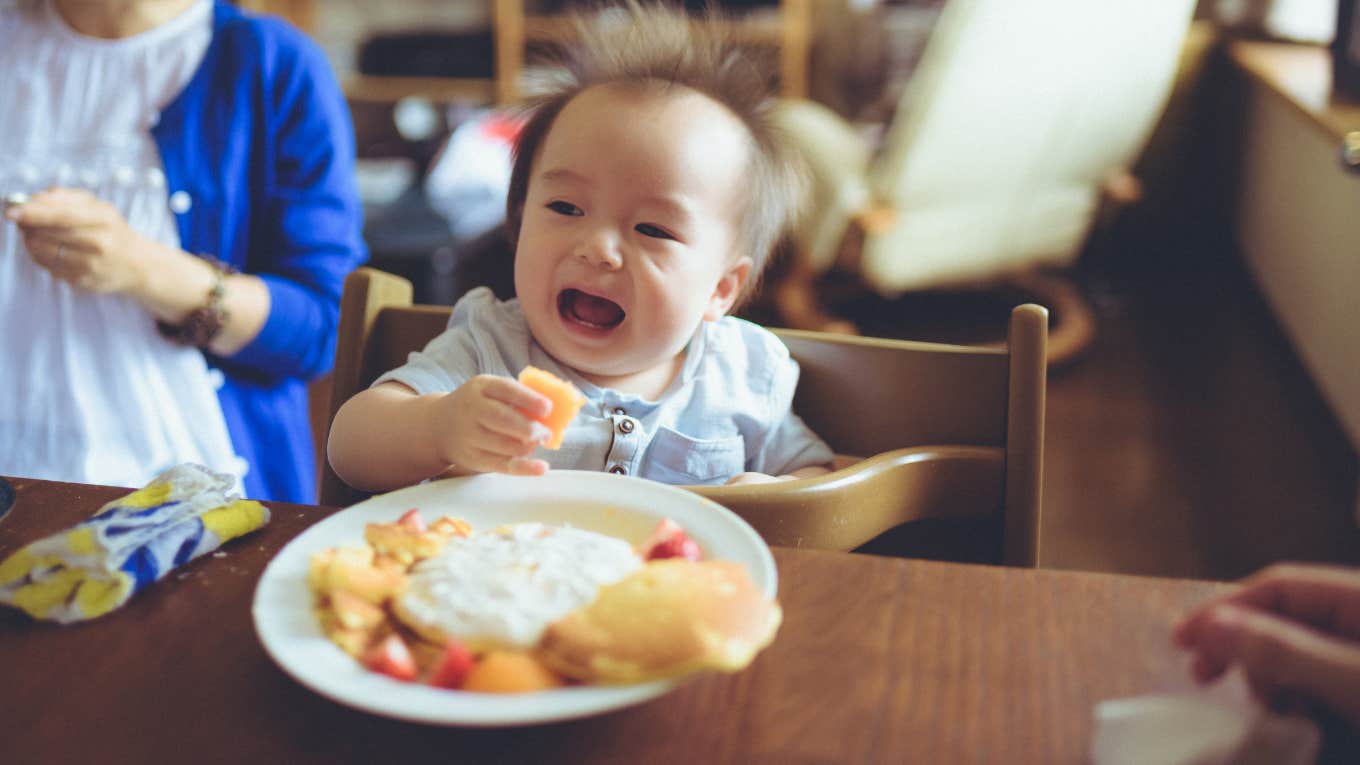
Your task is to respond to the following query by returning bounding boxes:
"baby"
[328,1,834,492]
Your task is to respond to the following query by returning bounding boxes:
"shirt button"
[612,407,626,416]
[617,418,635,434]
[169,190,192,214]
[608,465,627,475]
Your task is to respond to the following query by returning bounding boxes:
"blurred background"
[242,0,1360,581]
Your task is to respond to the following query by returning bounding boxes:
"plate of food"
[251,470,780,727]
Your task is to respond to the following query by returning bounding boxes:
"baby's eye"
[635,223,676,241]
[547,200,582,216]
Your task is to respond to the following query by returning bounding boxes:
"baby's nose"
[575,233,623,269]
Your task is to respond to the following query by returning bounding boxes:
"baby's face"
[513,84,752,393]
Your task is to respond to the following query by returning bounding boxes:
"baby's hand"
[725,464,831,486]
[432,374,554,476]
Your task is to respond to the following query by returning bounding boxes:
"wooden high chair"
[319,267,1047,567]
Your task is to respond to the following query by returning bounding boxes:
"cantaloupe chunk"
[517,366,586,449]
[462,650,563,693]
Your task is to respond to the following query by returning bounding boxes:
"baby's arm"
[788,464,833,478]
[725,464,831,486]
[327,376,554,493]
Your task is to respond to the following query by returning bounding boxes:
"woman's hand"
[1173,563,1360,727]
[6,187,270,355]
[431,375,554,476]
[5,187,149,294]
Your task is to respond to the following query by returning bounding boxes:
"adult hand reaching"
[1173,562,1360,728]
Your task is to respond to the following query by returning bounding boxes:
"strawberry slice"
[647,534,702,561]
[363,634,418,681]
[638,518,702,561]
[397,508,427,533]
[428,639,476,689]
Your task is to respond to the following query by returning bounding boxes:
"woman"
[0,0,367,502]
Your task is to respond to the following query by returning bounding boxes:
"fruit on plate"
[330,589,386,631]
[363,509,471,564]
[309,511,780,694]
[308,546,405,604]
[427,639,477,689]
[638,518,703,561]
[517,366,586,449]
[461,650,563,693]
[363,634,419,681]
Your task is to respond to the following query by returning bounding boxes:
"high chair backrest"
[320,267,1047,566]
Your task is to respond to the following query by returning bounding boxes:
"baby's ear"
[703,256,752,321]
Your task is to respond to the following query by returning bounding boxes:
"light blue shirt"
[376,288,834,485]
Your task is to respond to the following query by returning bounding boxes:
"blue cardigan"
[152,3,367,503]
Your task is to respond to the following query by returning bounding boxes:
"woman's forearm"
[128,235,270,355]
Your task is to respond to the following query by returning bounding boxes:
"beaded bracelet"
[156,256,234,348]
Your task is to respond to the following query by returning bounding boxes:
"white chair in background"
[773,0,1198,364]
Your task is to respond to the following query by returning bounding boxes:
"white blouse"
[0,0,244,488]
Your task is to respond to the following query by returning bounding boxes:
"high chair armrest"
[685,445,1004,551]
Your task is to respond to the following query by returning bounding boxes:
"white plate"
[252,470,778,727]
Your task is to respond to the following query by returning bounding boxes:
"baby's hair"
[505,0,804,304]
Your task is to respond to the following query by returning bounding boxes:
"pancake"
[537,559,782,684]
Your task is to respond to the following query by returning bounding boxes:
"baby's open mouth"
[558,289,625,330]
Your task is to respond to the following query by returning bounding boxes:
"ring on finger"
[54,243,65,263]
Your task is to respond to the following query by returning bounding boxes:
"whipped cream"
[398,522,642,649]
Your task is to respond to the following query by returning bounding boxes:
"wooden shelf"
[503,0,808,103]
[522,10,786,45]
[337,0,810,107]
[343,74,495,105]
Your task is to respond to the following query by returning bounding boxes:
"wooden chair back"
[320,267,1047,566]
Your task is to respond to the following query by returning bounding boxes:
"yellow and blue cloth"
[0,463,269,623]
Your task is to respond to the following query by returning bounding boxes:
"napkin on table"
[0,463,269,623]
[1090,663,1321,765]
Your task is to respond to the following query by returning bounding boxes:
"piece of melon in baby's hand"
[517,366,586,449]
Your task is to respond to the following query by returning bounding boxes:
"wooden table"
[0,477,1227,764]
